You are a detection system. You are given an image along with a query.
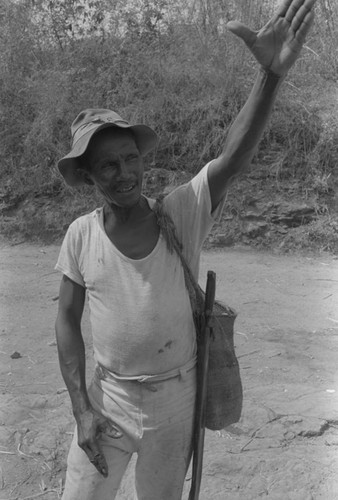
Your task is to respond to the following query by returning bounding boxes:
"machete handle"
[204,270,216,317]
[188,270,217,500]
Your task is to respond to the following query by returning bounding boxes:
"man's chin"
[105,192,142,210]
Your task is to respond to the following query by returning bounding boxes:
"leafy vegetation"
[0,0,337,252]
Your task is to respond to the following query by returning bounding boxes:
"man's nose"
[117,158,128,178]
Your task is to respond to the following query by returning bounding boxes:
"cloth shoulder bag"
[153,197,243,430]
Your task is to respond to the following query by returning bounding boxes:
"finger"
[90,453,109,478]
[276,0,294,17]
[285,0,316,24]
[85,445,109,478]
[291,6,314,32]
[294,10,315,41]
[98,420,123,439]
[226,21,257,49]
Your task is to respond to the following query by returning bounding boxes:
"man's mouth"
[116,183,136,194]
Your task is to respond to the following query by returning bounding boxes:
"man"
[55,1,315,498]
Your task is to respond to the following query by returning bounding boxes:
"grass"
[0,2,337,253]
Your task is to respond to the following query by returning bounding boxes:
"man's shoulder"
[65,208,102,242]
[162,163,210,206]
[69,208,101,230]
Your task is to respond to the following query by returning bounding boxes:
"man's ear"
[76,168,94,186]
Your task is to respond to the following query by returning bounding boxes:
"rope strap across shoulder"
[153,196,204,318]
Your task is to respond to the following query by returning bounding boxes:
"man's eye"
[126,155,138,162]
[102,163,116,170]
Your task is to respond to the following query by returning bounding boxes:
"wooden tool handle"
[204,270,216,316]
[189,270,216,500]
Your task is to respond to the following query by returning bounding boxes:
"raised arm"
[208,0,316,211]
[55,275,121,477]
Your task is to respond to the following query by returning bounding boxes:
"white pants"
[62,364,196,500]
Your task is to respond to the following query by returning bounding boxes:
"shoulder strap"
[153,196,204,316]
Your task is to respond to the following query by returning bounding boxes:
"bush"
[0,0,337,247]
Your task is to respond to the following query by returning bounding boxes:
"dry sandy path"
[0,243,337,500]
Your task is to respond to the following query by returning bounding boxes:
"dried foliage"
[0,0,337,245]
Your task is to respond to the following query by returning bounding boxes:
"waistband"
[95,356,197,384]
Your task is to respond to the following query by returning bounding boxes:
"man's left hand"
[227,0,316,76]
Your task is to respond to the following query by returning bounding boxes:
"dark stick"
[189,271,216,500]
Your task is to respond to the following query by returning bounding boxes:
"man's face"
[83,128,144,208]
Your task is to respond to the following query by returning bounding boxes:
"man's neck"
[103,196,149,226]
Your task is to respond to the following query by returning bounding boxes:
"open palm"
[228,0,316,76]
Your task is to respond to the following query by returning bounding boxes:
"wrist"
[256,66,286,94]
[259,66,287,82]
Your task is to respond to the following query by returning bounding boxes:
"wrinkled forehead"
[82,127,139,170]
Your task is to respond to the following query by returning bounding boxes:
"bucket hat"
[57,108,158,186]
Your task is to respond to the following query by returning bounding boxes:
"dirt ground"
[0,242,338,500]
